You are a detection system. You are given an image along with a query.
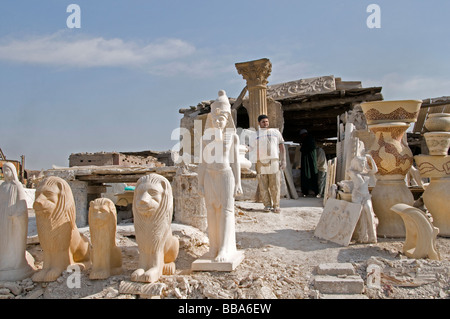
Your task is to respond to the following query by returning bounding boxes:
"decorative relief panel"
[267,75,336,100]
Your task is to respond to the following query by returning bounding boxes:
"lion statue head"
[133,173,173,220]
[89,197,117,227]
[33,176,76,230]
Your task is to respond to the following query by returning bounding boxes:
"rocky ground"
[1,197,449,300]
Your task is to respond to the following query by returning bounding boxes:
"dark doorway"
[236,106,250,129]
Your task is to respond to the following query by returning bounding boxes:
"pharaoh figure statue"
[198,90,243,263]
[0,162,35,281]
[347,153,379,243]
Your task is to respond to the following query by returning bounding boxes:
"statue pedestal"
[191,250,244,272]
[371,176,412,237]
[0,252,36,281]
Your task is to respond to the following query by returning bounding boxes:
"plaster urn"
[414,154,450,178]
[424,132,450,156]
[367,122,414,177]
[424,113,450,132]
[360,100,422,238]
[360,100,422,125]
[364,121,416,237]
[238,144,252,172]
[414,154,450,237]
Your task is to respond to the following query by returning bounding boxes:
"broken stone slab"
[82,287,120,299]
[171,223,209,248]
[118,281,166,297]
[0,282,23,296]
[316,263,356,276]
[314,198,362,246]
[314,275,364,294]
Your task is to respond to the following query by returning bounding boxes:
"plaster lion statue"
[131,173,179,283]
[88,197,122,280]
[32,176,90,282]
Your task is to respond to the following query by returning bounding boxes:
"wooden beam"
[282,93,382,111]
[284,118,337,125]
[78,174,150,183]
[77,172,177,184]
[231,86,248,110]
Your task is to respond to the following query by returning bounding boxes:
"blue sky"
[1,0,449,170]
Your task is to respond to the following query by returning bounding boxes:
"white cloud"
[0,32,196,69]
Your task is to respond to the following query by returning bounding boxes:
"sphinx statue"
[32,176,90,282]
[194,90,244,270]
[0,162,36,281]
[131,173,179,283]
[88,198,122,280]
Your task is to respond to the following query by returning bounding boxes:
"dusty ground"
[2,197,449,300]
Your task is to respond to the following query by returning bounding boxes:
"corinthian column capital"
[235,58,272,88]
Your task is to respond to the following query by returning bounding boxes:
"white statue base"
[191,250,244,272]
[0,251,36,281]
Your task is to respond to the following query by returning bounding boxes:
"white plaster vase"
[424,113,450,132]
[424,132,450,156]
[360,100,422,125]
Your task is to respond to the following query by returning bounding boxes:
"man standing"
[250,114,286,213]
